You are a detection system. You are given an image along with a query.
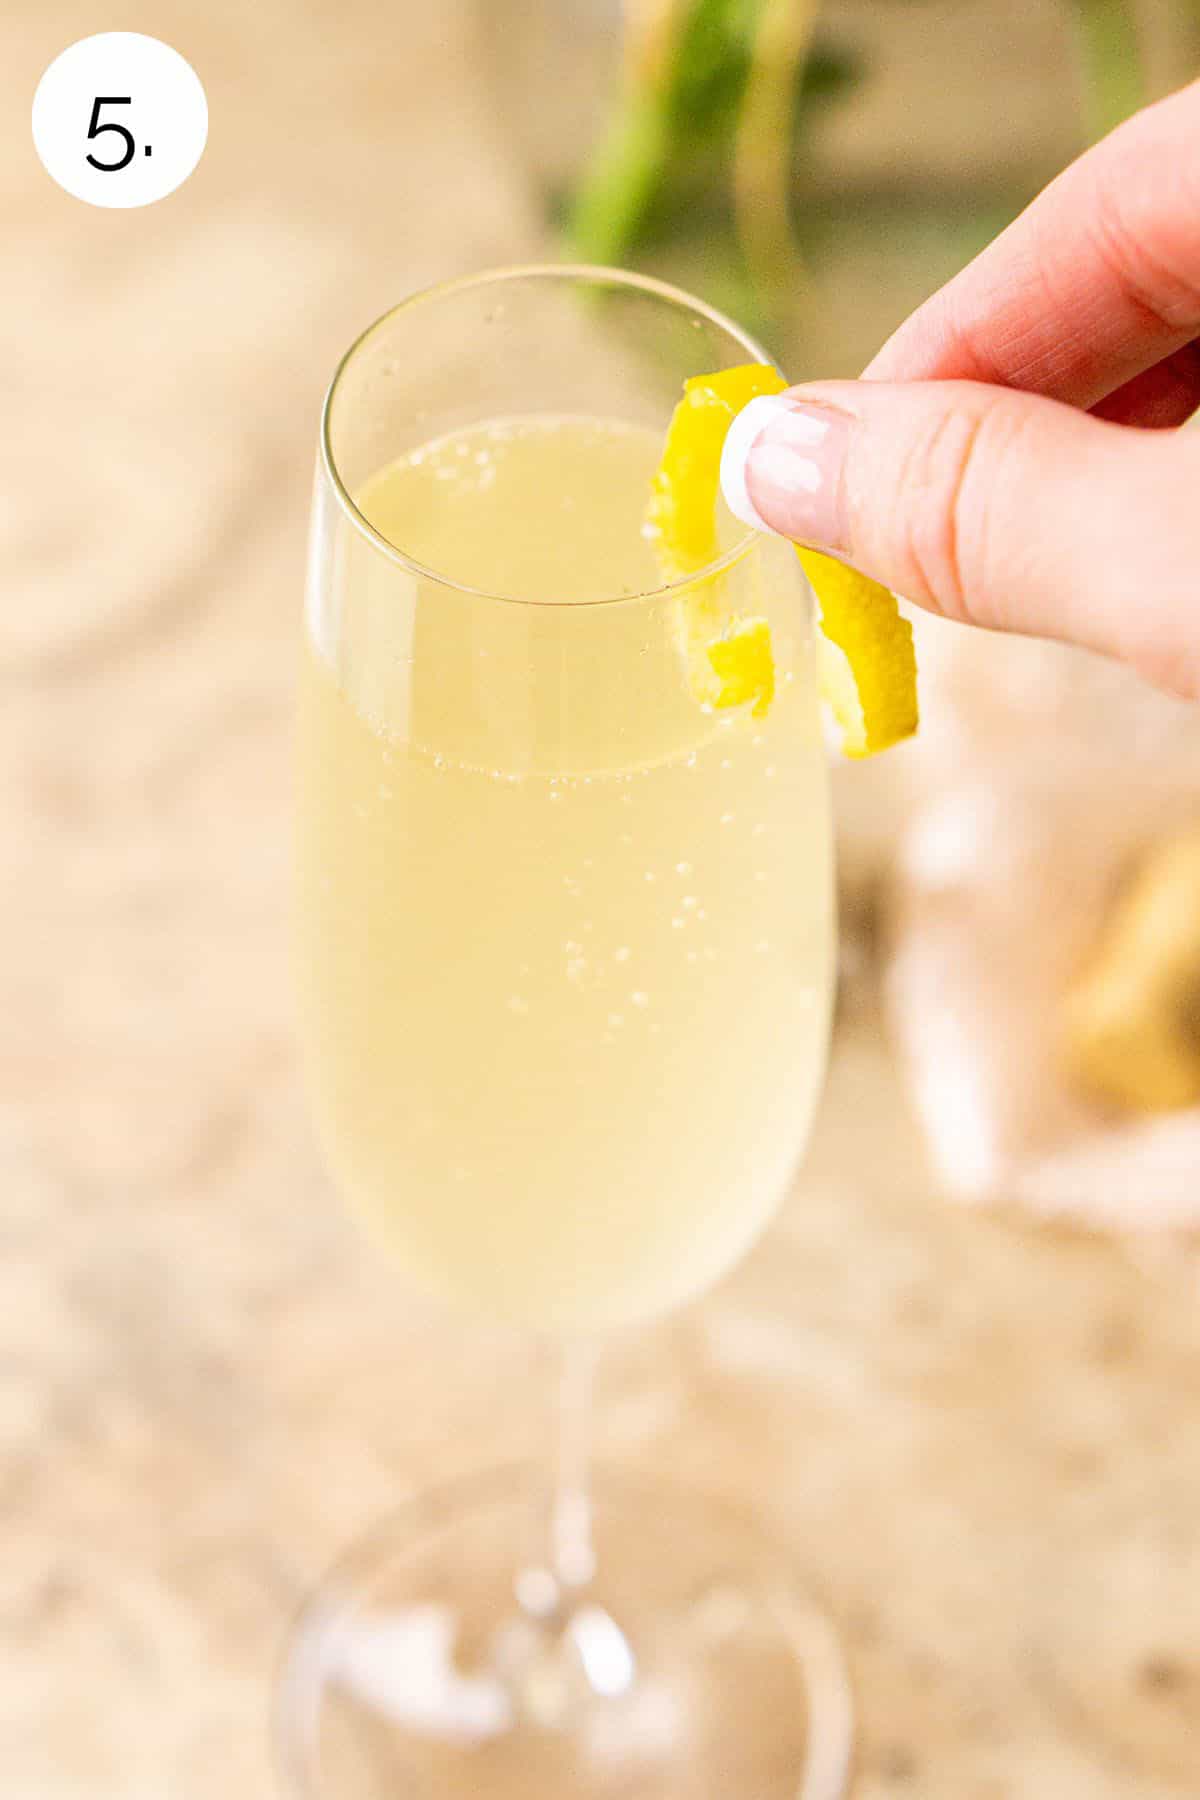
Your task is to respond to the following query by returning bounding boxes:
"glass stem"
[516,1338,598,1621]
[503,1339,636,1724]
[547,1338,598,1599]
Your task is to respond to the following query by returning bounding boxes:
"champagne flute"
[282,266,850,1799]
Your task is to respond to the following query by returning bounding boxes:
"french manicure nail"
[720,394,853,554]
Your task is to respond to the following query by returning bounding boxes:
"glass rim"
[318,263,776,609]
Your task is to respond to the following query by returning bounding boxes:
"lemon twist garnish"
[707,617,775,719]
[647,365,790,579]
[797,547,919,757]
[647,363,919,756]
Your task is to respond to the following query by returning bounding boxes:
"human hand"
[719,79,1200,699]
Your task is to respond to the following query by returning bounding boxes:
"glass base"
[277,1468,853,1799]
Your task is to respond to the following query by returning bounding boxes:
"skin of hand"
[720,78,1200,700]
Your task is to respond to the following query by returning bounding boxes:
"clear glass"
[284,266,846,1797]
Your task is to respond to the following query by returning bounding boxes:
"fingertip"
[719,394,793,534]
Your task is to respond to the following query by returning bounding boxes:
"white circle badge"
[32,33,207,209]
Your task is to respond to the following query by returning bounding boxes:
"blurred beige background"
[4,2,1200,1795]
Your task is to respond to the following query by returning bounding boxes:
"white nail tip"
[719,393,793,535]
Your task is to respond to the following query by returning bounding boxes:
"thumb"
[719,379,1200,699]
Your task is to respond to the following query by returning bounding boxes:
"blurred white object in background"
[881,617,1200,1228]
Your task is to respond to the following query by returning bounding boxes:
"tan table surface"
[5,4,1200,1795]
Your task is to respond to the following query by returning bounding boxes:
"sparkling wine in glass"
[284,266,850,1799]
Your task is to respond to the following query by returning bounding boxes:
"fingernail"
[720,393,852,554]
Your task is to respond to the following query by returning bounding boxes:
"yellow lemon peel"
[708,617,776,719]
[647,365,791,579]
[647,363,919,756]
[797,547,919,757]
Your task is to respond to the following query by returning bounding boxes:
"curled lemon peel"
[707,617,775,719]
[647,364,919,756]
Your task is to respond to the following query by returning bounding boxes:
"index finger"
[864,78,1200,409]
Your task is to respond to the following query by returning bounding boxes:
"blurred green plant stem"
[733,0,818,337]
[568,0,858,334]
[1071,0,1145,138]
[567,0,1153,341]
